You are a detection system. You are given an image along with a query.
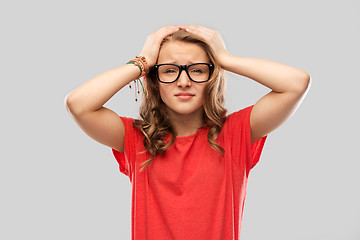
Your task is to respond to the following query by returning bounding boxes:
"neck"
[167,109,204,137]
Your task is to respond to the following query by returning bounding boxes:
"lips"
[175,92,195,100]
[175,92,195,97]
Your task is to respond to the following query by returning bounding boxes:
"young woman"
[65,25,310,240]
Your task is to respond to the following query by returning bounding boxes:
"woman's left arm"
[221,54,311,144]
[182,25,311,144]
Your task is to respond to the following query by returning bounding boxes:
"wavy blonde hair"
[134,29,227,172]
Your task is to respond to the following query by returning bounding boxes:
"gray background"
[1,0,359,239]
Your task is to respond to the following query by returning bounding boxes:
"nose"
[176,69,191,87]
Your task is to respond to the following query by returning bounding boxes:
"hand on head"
[139,26,180,67]
[140,25,229,68]
[178,25,228,59]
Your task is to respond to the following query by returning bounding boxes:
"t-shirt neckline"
[175,126,207,139]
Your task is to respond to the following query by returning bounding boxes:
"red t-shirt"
[112,105,267,240]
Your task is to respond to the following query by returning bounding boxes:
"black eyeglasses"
[153,63,214,83]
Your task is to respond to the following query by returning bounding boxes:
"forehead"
[157,41,209,64]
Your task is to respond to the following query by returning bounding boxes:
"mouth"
[175,92,195,100]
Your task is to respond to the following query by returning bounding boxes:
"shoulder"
[225,105,254,125]
[218,105,254,139]
[118,116,143,137]
[118,116,134,125]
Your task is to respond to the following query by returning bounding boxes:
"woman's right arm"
[65,25,180,153]
[65,64,140,153]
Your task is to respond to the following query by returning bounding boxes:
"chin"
[167,105,204,116]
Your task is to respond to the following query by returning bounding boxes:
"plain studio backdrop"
[1,0,359,239]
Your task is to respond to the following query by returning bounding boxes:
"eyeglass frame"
[153,63,214,84]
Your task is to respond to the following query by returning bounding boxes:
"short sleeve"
[111,116,137,178]
[227,105,268,172]
[245,106,267,169]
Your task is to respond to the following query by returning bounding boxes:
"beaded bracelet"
[136,56,149,74]
[126,56,149,101]
[127,56,149,78]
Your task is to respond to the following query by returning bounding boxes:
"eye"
[158,65,179,74]
[191,69,203,74]
[188,64,209,75]
[165,69,177,73]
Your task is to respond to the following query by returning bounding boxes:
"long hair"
[134,29,227,172]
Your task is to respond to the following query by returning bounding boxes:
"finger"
[185,25,216,34]
[151,27,180,45]
[185,25,212,35]
[188,25,222,44]
[178,24,189,30]
[184,25,227,52]
[154,25,180,38]
[184,25,214,42]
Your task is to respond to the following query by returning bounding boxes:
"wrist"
[217,51,233,70]
[126,56,149,78]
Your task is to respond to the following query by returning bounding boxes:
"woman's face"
[156,41,210,119]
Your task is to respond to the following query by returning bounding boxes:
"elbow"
[65,92,96,116]
[294,71,311,94]
[64,92,81,116]
[303,72,312,92]
[64,93,74,114]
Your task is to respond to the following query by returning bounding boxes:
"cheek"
[197,85,206,98]
[159,85,170,102]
